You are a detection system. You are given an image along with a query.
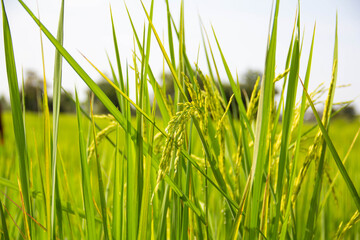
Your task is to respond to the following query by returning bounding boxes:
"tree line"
[1,69,356,120]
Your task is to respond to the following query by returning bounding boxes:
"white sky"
[1,0,360,112]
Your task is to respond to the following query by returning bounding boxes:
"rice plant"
[1,0,360,239]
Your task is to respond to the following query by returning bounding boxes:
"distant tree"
[21,70,43,111]
[332,105,357,120]
[162,72,176,99]
[0,96,10,111]
[304,104,358,122]
[240,69,262,103]
[60,92,77,113]
[48,92,76,113]
[88,78,120,114]
[20,70,77,113]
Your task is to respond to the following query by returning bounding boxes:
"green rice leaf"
[109,6,125,113]
[75,90,96,240]
[138,90,157,240]
[39,13,52,239]
[320,126,360,211]
[140,0,187,100]
[17,0,131,138]
[0,200,10,240]
[51,1,65,237]
[2,0,32,229]
[249,0,279,238]
[112,125,124,239]
[124,5,171,124]
[300,79,360,212]
[90,98,110,240]
[280,22,316,240]
[273,18,300,236]
[230,176,251,240]
[212,28,254,141]
[202,27,239,147]
[271,13,296,140]
[165,0,176,67]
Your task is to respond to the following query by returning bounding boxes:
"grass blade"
[280,22,316,240]
[17,0,130,137]
[140,0,187,100]
[109,6,125,113]
[112,125,124,239]
[138,97,156,240]
[124,4,171,124]
[2,0,32,231]
[230,175,251,240]
[90,98,110,240]
[39,11,52,239]
[51,1,65,237]
[273,17,300,237]
[75,90,96,240]
[300,79,360,212]
[137,2,155,239]
[0,200,10,240]
[165,0,176,67]
[320,126,360,211]
[249,0,279,238]
[211,27,254,141]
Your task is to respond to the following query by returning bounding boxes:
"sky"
[1,0,360,112]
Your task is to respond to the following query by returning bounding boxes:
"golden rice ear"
[156,102,200,193]
[87,121,117,162]
[336,211,360,239]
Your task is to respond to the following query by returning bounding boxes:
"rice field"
[1,0,360,239]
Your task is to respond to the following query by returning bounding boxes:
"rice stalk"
[0,199,10,240]
[336,211,360,239]
[249,0,279,238]
[51,1,65,237]
[2,1,32,234]
[90,97,110,240]
[38,8,52,238]
[75,90,96,239]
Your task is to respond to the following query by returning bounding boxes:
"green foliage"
[0,1,359,240]
[88,79,121,114]
[20,71,76,113]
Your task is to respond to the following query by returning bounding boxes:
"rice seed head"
[155,102,200,193]
[292,132,322,203]
[336,211,360,239]
[273,68,290,83]
[87,116,117,161]
[291,82,337,203]
[324,166,339,206]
